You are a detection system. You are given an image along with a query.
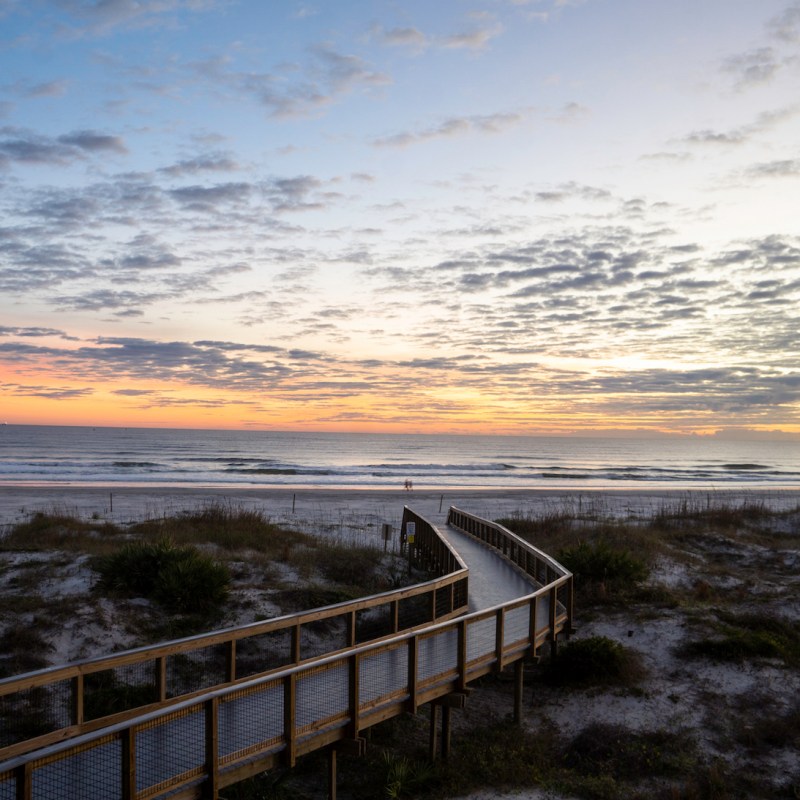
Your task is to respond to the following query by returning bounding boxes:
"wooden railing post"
[457,619,467,692]
[283,673,297,767]
[348,654,360,739]
[530,595,540,658]
[291,625,301,663]
[347,611,357,647]
[495,608,505,672]
[121,727,135,800]
[204,698,219,799]
[407,637,418,714]
[15,763,32,800]
[155,656,167,702]
[225,640,236,683]
[71,674,84,726]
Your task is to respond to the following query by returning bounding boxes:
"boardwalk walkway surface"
[0,506,572,800]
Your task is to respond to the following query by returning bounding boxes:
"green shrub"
[317,543,382,590]
[95,539,230,616]
[680,611,800,666]
[557,539,648,589]
[543,636,646,687]
[129,503,312,557]
[563,723,696,781]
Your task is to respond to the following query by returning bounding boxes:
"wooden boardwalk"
[0,506,573,800]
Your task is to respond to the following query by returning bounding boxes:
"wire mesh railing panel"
[398,593,432,630]
[556,583,569,612]
[34,737,122,800]
[300,615,347,661]
[359,644,408,707]
[84,663,159,721]
[219,682,284,761]
[235,629,292,679]
[434,586,452,619]
[136,708,204,793]
[296,663,349,731]
[166,644,228,698]
[417,629,458,683]
[503,604,530,648]
[466,616,496,664]
[355,603,394,644]
[0,772,14,800]
[454,578,468,610]
[0,681,69,749]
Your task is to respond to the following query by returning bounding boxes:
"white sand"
[2,485,798,531]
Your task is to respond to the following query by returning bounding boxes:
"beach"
[4,484,800,533]
[2,485,799,798]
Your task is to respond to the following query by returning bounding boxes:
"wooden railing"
[447,506,575,634]
[0,507,573,800]
[0,509,468,761]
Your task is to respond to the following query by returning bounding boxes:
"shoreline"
[2,485,799,529]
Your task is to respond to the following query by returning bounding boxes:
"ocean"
[1,425,799,491]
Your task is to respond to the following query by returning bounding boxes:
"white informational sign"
[406,521,416,544]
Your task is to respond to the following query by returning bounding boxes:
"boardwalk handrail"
[447,506,574,633]
[0,507,573,800]
[0,510,468,760]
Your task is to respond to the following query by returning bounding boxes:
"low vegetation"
[94,538,231,616]
[542,635,646,688]
[3,497,799,799]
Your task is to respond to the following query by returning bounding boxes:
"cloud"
[373,111,525,148]
[767,2,800,42]
[58,130,128,153]
[679,106,799,148]
[747,158,800,177]
[381,26,428,49]
[168,181,253,211]
[722,47,780,88]
[199,44,391,120]
[46,0,220,35]
[22,80,70,98]
[159,154,240,177]
[441,23,503,51]
[0,127,127,165]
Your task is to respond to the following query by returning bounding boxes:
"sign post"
[405,521,416,573]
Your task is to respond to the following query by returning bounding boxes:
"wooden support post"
[347,611,357,648]
[391,599,399,633]
[441,705,452,760]
[327,746,337,800]
[71,674,84,726]
[495,608,505,672]
[291,624,301,664]
[513,660,524,724]
[15,763,32,800]
[284,674,297,767]
[121,728,136,800]
[548,586,558,645]
[155,656,167,702]
[428,703,439,762]
[407,637,418,714]
[204,698,219,800]
[457,619,467,692]
[225,639,236,683]
[348,654,360,740]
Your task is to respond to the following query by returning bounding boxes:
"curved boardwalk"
[0,507,573,800]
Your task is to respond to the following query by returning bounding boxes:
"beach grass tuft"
[542,635,647,688]
[94,538,230,616]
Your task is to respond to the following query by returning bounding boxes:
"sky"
[1,0,799,437]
